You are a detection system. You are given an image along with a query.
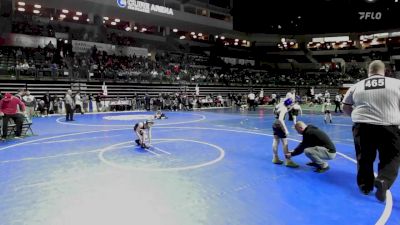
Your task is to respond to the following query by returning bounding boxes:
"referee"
[342,60,400,202]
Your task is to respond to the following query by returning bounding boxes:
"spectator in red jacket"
[0,93,26,140]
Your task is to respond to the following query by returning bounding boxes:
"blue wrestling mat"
[0,108,398,225]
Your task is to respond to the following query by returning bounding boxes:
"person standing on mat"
[291,101,302,125]
[342,60,400,202]
[322,98,333,124]
[286,121,336,173]
[271,98,299,168]
[64,89,75,121]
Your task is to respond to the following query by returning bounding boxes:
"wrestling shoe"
[135,139,141,146]
[285,160,299,168]
[314,166,330,173]
[272,158,284,165]
[306,162,319,167]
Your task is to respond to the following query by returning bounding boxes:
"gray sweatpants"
[304,146,336,168]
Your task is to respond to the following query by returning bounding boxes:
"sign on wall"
[117,0,174,16]
[72,40,113,54]
[72,40,148,57]
[4,34,57,48]
[358,12,382,20]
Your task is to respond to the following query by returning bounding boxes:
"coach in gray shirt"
[342,60,400,202]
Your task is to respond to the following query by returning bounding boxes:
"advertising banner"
[4,33,57,48]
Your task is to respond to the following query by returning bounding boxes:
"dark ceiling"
[232,0,400,34]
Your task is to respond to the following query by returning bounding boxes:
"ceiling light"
[125,27,131,31]
[18,2,25,6]
[73,16,79,20]
[33,10,40,14]
[290,42,294,45]
[281,38,286,43]
[34,4,41,9]
[111,21,116,25]
[141,28,147,32]
[173,28,178,32]
[62,9,69,14]
[190,32,195,35]
[50,17,54,20]
[134,26,138,30]
[220,36,225,40]
[180,36,185,40]
[215,35,219,39]
[115,18,120,22]
[234,42,238,46]
[64,40,68,44]
[86,18,90,22]
[298,16,301,19]
[198,33,203,37]
[17,7,25,12]
[60,14,66,18]
[193,35,197,39]
[235,39,239,42]
[76,12,82,16]
[242,40,247,43]
[103,16,109,20]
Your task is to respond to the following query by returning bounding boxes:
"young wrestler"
[272,98,299,168]
[134,120,154,149]
[322,99,333,123]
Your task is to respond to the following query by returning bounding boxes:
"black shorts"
[292,110,299,116]
[134,123,139,131]
[272,122,287,138]
[325,110,331,114]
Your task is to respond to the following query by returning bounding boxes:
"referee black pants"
[352,123,400,190]
[334,101,342,113]
[65,104,74,121]
[248,100,255,111]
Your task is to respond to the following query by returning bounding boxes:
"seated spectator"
[0,93,26,140]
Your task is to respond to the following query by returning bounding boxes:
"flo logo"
[117,0,127,8]
[359,12,382,20]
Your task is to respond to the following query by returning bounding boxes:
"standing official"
[22,90,36,122]
[334,93,342,113]
[247,90,256,111]
[65,90,75,121]
[342,60,400,202]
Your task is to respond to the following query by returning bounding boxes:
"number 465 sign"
[365,78,385,90]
